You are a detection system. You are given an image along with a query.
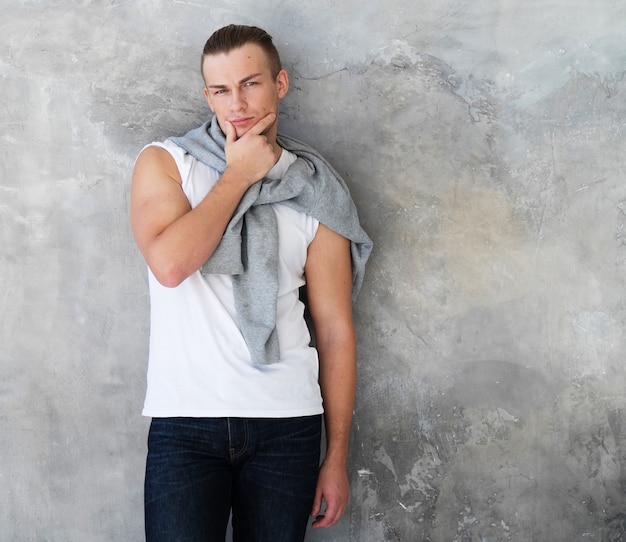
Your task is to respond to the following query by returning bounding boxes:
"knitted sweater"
[169,116,373,365]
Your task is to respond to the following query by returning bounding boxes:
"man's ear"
[203,87,215,112]
[276,69,289,99]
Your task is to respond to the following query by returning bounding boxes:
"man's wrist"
[322,442,350,467]
[220,166,257,191]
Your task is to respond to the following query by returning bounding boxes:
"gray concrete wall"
[2,1,625,540]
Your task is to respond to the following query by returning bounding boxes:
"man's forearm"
[144,167,252,287]
[317,335,357,465]
[310,332,356,528]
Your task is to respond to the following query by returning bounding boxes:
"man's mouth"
[230,117,254,127]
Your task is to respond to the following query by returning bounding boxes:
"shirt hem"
[142,407,324,418]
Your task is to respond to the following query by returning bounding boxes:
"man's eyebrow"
[207,72,263,89]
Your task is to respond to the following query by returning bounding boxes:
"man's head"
[201,24,289,142]
[201,24,282,83]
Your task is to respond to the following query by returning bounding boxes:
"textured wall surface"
[2,1,625,540]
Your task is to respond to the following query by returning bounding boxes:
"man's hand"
[310,458,350,529]
[223,113,277,187]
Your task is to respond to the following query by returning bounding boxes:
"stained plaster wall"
[2,1,626,541]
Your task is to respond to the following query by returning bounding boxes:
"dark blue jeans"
[144,416,322,542]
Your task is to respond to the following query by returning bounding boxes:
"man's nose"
[230,89,246,111]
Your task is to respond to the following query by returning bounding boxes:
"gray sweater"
[170,116,373,365]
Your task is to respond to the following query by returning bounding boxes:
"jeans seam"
[228,418,250,463]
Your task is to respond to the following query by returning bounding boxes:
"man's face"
[202,43,288,141]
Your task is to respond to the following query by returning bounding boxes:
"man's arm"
[130,113,277,287]
[305,223,356,529]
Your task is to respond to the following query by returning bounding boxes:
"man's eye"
[214,89,227,95]
[244,81,258,87]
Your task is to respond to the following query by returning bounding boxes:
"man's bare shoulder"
[134,144,181,184]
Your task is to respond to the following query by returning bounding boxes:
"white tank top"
[141,140,322,418]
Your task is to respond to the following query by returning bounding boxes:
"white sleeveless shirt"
[142,140,323,418]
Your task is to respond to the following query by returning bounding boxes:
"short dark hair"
[201,24,282,80]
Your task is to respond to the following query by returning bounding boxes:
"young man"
[131,24,372,541]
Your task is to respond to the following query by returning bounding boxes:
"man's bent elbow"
[149,261,189,288]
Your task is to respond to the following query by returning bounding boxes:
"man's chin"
[234,126,251,139]
[218,114,277,140]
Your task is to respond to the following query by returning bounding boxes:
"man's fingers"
[311,495,344,529]
[223,120,236,143]
[246,112,276,137]
[310,488,322,519]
